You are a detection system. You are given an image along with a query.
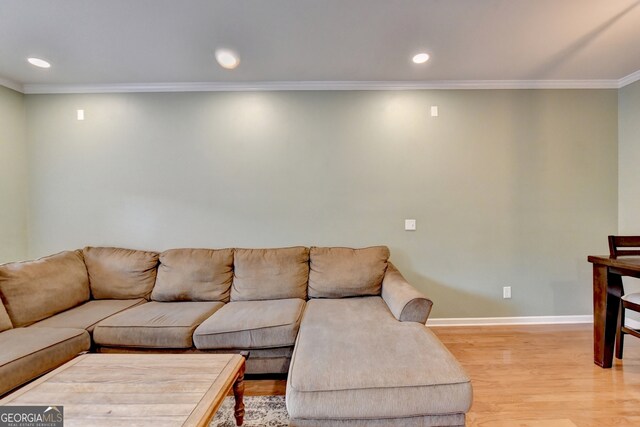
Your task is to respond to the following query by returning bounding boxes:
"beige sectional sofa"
[0,245,472,426]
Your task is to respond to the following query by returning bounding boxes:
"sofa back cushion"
[0,250,90,327]
[0,302,12,332]
[151,248,234,302]
[308,246,390,298]
[231,247,309,301]
[83,247,159,299]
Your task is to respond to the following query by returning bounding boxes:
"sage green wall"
[0,85,28,263]
[25,89,617,317]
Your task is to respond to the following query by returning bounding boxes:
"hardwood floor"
[434,324,640,426]
[244,323,640,426]
[243,375,287,396]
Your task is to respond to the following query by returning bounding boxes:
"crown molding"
[619,69,640,88]
[22,79,622,94]
[0,76,24,93]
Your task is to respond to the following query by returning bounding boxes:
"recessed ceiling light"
[215,49,240,70]
[27,57,51,68]
[412,53,430,64]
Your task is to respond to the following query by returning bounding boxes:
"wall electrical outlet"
[404,219,417,231]
[503,286,512,299]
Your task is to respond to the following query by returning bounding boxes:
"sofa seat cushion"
[308,246,390,298]
[286,297,472,420]
[194,298,305,350]
[30,299,146,332]
[0,250,90,327]
[83,247,159,300]
[0,327,90,396]
[93,301,223,349]
[231,247,309,301]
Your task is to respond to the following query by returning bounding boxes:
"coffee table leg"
[233,362,245,426]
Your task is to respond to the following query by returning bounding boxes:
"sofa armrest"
[381,263,433,323]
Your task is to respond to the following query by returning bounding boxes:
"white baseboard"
[426,314,593,327]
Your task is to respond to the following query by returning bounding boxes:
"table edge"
[182,353,245,427]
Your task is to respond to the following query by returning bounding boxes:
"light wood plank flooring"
[244,324,640,426]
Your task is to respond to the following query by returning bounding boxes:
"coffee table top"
[0,353,245,427]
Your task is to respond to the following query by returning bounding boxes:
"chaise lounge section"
[286,247,472,426]
[287,297,472,426]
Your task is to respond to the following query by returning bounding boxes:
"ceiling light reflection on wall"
[27,57,51,68]
[412,53,430,64]
[215,49,240,69]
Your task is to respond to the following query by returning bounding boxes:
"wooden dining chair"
[608,235,640,359]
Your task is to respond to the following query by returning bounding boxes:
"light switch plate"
[405,219,417,231]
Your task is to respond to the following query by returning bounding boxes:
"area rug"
[211,395,289,427]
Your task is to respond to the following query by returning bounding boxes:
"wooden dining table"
[587,255,640,368]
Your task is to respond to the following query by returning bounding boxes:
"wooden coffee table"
[0,353,246,426]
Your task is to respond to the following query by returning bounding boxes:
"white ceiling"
[1,0,640,91]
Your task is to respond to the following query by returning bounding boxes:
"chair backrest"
[608,235,640,257]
